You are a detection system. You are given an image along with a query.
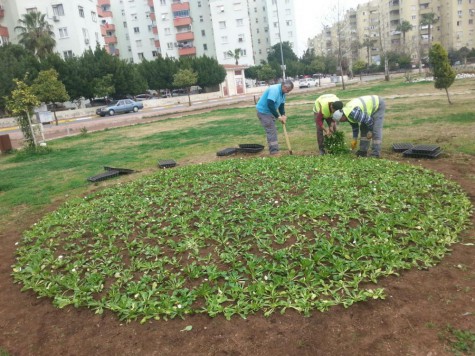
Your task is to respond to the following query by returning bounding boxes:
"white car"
[298,78,317,88]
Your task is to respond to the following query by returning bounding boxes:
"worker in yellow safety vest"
[332,95,385,157]
[313,94,343,155]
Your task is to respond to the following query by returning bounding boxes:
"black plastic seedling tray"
[217,147,238,156]
[238,143,265,149]
[392,143,414,152]
[158,159,177,168]
[104,166,135,174]
[87,170,120,182]
[237,147,264,154]
[403,148,442,159]
[411,144,440,154]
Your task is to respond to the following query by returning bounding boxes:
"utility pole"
[275,0,286,80]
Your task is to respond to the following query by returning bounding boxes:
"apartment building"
[309,0,474,66]
[0,0,296,66]
[0,0,104,58]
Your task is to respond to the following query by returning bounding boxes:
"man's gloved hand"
[366,131,373,139]
[351,139,357,150]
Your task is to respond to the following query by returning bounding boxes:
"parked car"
[257,81,267,86]
[134,94,153,101]
[95,99,144,117]
[298,78,317,88]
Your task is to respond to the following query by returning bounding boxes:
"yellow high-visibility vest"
[343,95,380,123]
[313,94,340,119]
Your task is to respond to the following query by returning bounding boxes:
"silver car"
[96,99,144,117]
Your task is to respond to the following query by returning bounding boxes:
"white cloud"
[294,0,368,56]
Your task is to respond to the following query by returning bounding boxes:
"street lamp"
[275,0,286,80]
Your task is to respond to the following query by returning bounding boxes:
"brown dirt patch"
[0,152,474,355]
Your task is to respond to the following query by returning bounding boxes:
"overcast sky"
[294,0,369,56]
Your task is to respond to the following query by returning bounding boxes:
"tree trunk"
[53,105,58,126]
[384,58,390,81]
[445,88,452,105]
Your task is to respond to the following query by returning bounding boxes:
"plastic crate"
[87,170,120,182]
[237,147,264,154]
[403,148,442,159]
[217,147,238,156]
[158,159,177,168]
[392,143,414,152]
[238,143,265,149]
[411,144,440,154]
[103,166,135,174]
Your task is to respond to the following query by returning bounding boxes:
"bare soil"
[1,117,474,355]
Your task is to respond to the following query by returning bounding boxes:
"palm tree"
[420,13,438,46]
[360,36,376,67]
[226,48,241,65]
[396,20,413,49]
[15,11,56,60]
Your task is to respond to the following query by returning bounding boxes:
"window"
[131,13,138,20]
[458,0,462,4]
[203,44,208,50]
[200,15,204,22]
[469,19,474,24]
[233,2,242,11]
[82,28,89,41]
[236,19,243,26]
[59,27,69,38]
[123,22,127,28]
[286,20,292,26]
[134,27,140,33]
[458,10,462,16]
[26,8,37,13]
[160,0,166,4]
[138,53,144,60]
[164,28,171,35]
[258,39,261,44]
[219,21,226,29]
[52,4,65,16]
[91,12,97,22]
[148,24,153,32]
[78,6,84,17]
[218,5,224,13]
[136,40,142,47]
[273,22,278,28]
[221,36,228,44]
[201,30,206,36]
[198,1,202,7]
[161,13,168,20]
[173,10,190,18]
[238,34,245,42]
[63,50,73,59]
[167,42,173,49]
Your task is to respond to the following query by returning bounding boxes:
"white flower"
[58,255,63,259]
[177,304,182,309]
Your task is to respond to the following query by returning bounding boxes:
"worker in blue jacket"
[256,79,294,155]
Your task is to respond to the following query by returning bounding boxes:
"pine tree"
[429,43,456,104]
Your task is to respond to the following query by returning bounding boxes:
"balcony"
[176,31,194,42]
[148,0,154,6]
[0,26,9,37]
[152,26,158,35]
[174,17,192,27]
[101,23,115,36]
[171,2,190,12]
[98,0,111,6]
[0,7,4,18]
[154,40,160,48]
[178,46,196,56]
[98,8,113,18]
[150,12,156,21]
[104,35,117,44]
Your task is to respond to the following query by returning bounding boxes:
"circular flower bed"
[13,156,472,322]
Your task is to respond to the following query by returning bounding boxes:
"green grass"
[440,325,475,355]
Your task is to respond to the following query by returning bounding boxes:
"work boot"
[356,150,368,157]
[319,149,326,156]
